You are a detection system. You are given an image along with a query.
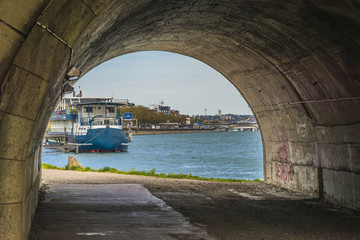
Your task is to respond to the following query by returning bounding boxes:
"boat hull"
[71,128,129,152]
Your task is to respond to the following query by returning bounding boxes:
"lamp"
[63,83,74,94]
[65,66,81,81]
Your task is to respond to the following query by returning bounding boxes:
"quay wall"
[129,128,224,135]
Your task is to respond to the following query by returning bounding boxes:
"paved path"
[31,170,360,240]
[31,184,214,240]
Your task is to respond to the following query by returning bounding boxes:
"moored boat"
[44,97,130,152]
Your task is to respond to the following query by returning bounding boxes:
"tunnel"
[0,0,359,239]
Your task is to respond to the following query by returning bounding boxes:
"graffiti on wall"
[272,126,294,183]
[272,126,288,162]
[275,162,293,182]
[296,123,309,140]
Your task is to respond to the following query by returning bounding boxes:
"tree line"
[120,105,188,126]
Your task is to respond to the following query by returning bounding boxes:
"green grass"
[42,164,263,183]
[42,163,66,170]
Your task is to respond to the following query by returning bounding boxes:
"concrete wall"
[0,0,359,239]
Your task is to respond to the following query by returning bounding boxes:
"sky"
[69,51,252,116]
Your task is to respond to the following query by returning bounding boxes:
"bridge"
[0,1,359,239]
[223,123,260,132]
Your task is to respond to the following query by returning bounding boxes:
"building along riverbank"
[129,127,225,135]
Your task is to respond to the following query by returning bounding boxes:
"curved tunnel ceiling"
[70,0,360,127]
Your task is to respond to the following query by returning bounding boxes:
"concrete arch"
[0,0,359,238]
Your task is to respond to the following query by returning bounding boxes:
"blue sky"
[71,51,252,116]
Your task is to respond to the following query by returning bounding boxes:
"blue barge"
[45,97,130,152]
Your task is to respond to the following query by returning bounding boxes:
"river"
[42,131,263,180]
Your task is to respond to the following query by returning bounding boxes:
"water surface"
[42,131,263,180]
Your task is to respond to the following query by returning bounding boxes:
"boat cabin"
[75,102,122,128]
[48,97,125,135]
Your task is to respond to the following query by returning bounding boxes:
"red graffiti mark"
[277,146,288,162]
[272,126,288,161]
[272,126,286,144]
[272,126,292,182]
[275,163,293,182]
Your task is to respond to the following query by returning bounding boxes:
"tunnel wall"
[0,0,359,239]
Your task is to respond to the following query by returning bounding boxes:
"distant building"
[220,115,232,121]
[218,109,221,116]
[150,104,171,114]
[159,105,170,114]
[150,101,171,114]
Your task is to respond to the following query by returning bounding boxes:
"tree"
[120,105,187,126]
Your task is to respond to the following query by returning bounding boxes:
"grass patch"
[41,164,263,183]
[42,163,66,170]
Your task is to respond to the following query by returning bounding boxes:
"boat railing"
[52,108,78,116]
[47,128,72,133]
[80,117,121,126]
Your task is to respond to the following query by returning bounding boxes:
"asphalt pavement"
[30,184,214,240]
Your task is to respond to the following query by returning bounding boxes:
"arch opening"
[42,50,264,181]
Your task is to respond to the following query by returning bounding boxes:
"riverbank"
[42,163,262,183]
[129,128,224,135]
[32,169,360,240]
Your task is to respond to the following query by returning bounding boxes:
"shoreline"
[129,128,225,135]
[42,163,263,183]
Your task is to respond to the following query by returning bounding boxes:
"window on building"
[84,107,93,113]
[108,107,115,113]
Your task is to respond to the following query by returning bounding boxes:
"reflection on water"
[42,131,263,180]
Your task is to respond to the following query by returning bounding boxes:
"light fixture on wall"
[65,66,81,81]
[63,83,74,94]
